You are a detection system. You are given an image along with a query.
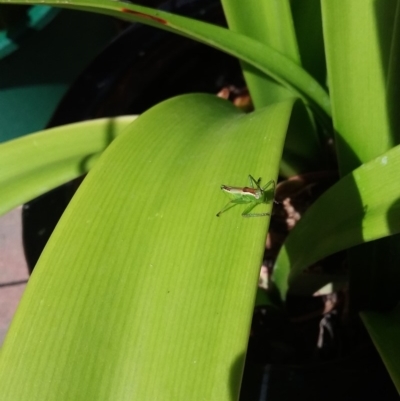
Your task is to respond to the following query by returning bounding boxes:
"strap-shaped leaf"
[0,116,135,216]
[0,0,331,118]
[0,95,294,401]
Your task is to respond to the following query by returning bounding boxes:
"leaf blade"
[0,116,135,216]
[0,0,331,117]
[0,95,294,401]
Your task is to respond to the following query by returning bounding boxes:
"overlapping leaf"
[0,0,331,118]
[0,116,135,216]
[0,95,294,401]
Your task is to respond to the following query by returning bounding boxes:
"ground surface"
[0,207,29,345]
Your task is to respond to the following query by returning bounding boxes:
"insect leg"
[249,175,262,189]
[216,201,239,217]
[262,179,275,191]
[262,179,280,204]
[241,202,271,218]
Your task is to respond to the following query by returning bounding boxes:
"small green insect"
[216,175,275,218]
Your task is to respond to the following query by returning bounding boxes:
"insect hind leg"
[216,201,239,217]
[241,203,270,218]
[262,179,275,191]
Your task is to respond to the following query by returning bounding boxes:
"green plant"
[1,0,400,399]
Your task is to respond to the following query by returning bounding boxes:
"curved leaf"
[221,0,300,108]
[0,95,294,401]
[0,116,135,216]
[272,144,400,300]
[0,0,331,118]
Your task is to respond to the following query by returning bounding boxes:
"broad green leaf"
[271,143,400,301]
[361,306,400,394]
[221,0,300,108]
[0,0,331,118]
[0,116,135,217]
[0,95,294,401]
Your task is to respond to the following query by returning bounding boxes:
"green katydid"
[216,175,276,217]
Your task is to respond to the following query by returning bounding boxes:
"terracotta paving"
[0,207,29,345]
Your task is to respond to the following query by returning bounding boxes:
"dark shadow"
[0,279,28,288]
[387,197,400,235]
[284,100,335,174]
[291,0,326,87]
[2,6,31,43]
[334,130,362,178]
[373,0,397,83]
[235,305,399,400]
[230,352,247,401]
[77,117,123,175]
[366,197,400,311]
[0,9,116,90]
[349,234,400,311]
[283,133,365,295]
